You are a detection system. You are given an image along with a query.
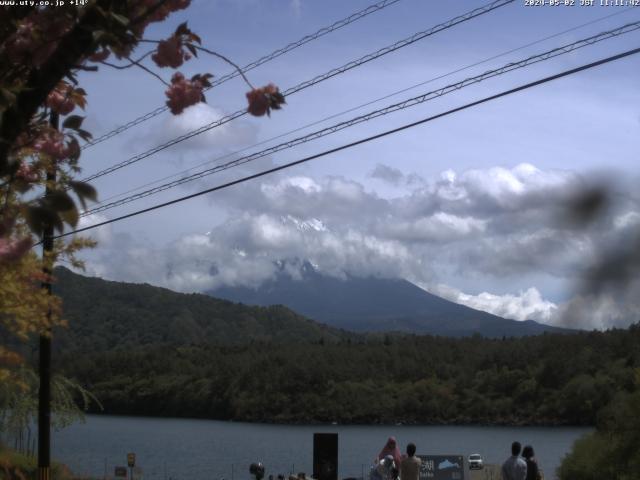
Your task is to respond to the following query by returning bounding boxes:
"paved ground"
[468,464,501,480]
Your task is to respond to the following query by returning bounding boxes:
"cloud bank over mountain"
[79,163,640,329]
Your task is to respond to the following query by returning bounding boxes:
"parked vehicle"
[468,454,484,470]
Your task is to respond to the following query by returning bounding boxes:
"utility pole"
[38,111,58,480]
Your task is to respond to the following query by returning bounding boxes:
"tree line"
[56,324,640,426]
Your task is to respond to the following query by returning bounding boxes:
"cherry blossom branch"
[100,56,169,87]
[141,39,254,89]
[193,45,254,89]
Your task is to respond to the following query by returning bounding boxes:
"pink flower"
[46,84,75,115]
[33,131,73,160]
[15,162,39,183]
[0,237,32,262]
[246,89,269,117]
[165,72,204,115]
[152,35,187,68]
[7,12,72,67]
[246,84,285,117]
[7,19,37,62]
[146,0,191,22]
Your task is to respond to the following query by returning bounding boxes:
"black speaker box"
[313,433,338,480]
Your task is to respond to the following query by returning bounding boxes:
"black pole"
[38,111,58,480]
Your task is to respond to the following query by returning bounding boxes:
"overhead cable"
[83,0,404,149]
[55,45,640,239]
[91,7,637,209]
[81,21,640,216]
[79,0,515,184]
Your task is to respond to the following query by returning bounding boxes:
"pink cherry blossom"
[0,237,32,262]
[15,162,39,183]
[152,35,188,68]
[46,84,75,115]
[33,131,72,160]
[165,72,203,115]
[246,84,285,117]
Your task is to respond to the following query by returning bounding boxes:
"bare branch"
[125,56,169,86]
[193,45,254,89]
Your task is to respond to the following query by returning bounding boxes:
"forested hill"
[51,267,355,352]
[58,325,640,426]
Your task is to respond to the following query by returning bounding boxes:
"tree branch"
[193,45,254,90]
[140,38,255,89]
[125,56,169,86]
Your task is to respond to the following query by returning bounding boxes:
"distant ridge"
[211,263,573,338]
[51,267,355,352]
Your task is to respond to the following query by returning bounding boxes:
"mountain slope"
[52,267,355,352]
[211,265,572,337]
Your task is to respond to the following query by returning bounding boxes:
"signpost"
[114,467,128,478]
[127,453,136,480]
[417,455,465,480]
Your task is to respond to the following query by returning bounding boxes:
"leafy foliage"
[50,267,354,351]
[557,373,640,480]
[0,0,284,388]
[56,320,640,426]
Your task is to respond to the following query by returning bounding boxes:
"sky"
[71,0,640,330]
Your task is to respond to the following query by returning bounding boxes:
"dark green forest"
[57,325,640,426]
[49,267,356,351]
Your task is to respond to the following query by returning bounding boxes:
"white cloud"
[82,163,640,329]
[433,284,558,323]
[75,213,112,245]
[145,102,258,154]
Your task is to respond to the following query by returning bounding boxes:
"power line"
[57,45,640,240]
[90,7,636,210]
[81,20,640,217]
[83,0,404,150]
[79,0,514,184]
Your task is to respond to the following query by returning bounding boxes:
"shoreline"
[80,411,594,428]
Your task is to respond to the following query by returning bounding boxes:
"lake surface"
[52,415,590,480]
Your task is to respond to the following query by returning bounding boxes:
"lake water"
[52,415,590,480]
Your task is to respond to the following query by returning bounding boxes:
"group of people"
[502,441,541,480]
[372,436,542,480]
[371,437,421,480]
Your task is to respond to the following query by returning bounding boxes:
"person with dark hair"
[501,441,527,480]
[521,445,540,480]
[400,443,421,480]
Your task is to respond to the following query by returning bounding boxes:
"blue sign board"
[417,455,464,480]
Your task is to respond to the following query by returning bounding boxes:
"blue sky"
[73,0,640,329]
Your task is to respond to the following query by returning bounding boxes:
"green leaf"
[63,115,84,130]
[67,137,81,163]
[60,206,79,228]
[77,129,93,142]
[46,191,75,212]
[69,181,98,202]
[24,206,59,236]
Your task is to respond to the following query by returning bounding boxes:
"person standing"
[400,443,421,480]
[378,437,402,468]
[522,445,540,480]
[501,441,527,480]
